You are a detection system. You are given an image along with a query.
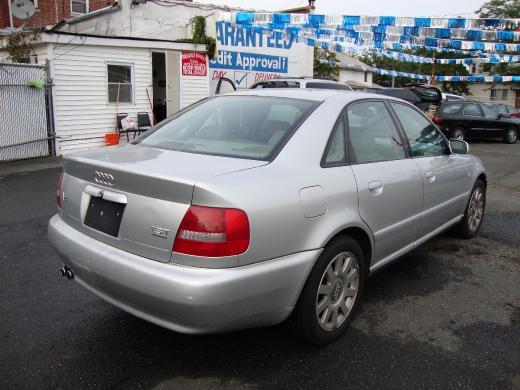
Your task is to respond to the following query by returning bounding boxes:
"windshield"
[136,96,318,160]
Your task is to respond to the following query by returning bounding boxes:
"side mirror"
[450,139,469,154]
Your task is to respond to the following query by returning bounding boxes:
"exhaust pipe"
[60,266,74,280]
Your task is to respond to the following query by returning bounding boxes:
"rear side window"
[481,104,498,118]
[347,101,406,164]
[391,103,448,157]
[463,104,482,117]
[306,82,351,90]
[137,96,317,160]
[440,103,463,115]
[322,116,346,166]
[252,81,300,89]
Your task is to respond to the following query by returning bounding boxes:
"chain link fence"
[0,62,54,162]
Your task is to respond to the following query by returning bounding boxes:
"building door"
[152,52,166,123]
[516,90,520,109]
[165,51,180,117]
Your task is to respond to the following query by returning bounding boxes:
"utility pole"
[430,51,436,86]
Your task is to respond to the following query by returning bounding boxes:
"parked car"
[49,89,486,345]
[442,93,465,101]
[216,77,353,93]
[375,83,442,111]
[483,102,520,119]
[433,100,519,143]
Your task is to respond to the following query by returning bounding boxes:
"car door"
[462,103,486,138]
[389,102,473,239]
[346,100,423,266]
[480,103,508,137]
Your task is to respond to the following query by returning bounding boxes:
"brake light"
[432,116,444,124]
[56,170,64,208]
[173,206,250,257]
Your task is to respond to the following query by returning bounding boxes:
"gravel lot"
[1,142,519,390]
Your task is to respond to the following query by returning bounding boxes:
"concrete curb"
[0,156,62,176]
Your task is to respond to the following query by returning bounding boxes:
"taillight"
[56,170,64,208]
[173,205,250,257]
[432,116,444,124]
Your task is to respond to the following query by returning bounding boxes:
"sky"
[196,0,487,17]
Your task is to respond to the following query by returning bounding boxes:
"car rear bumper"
[48,214,320,334]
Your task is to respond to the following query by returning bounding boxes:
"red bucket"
[105,133,120,146]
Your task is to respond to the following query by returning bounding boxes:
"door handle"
[368,180,383,195]
[425,171,436,183]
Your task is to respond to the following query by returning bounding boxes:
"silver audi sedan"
[48,89,486,345]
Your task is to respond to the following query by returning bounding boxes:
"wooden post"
[114,82,121,132]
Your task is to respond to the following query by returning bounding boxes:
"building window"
[107,64,133,103]
[71,0,88,14]
[490,89,497,101]
[502,89,508,100]
[364,71,368,82]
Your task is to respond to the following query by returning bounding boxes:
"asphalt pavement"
[1,143,519,390]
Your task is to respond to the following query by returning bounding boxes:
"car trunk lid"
[59,144,267,263]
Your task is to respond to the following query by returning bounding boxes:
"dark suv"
[375,84,442,112]
[433,101,519,144]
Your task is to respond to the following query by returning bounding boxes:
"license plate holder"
[84,196,125,237]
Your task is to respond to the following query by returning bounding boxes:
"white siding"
[51,44,153,154]
[180,72,210,109]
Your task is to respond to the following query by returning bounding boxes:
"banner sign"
[182,52,207,77]
[209,21,312,92]
[212,50,288,73]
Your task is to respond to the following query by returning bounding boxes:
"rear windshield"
[136,96,318,160]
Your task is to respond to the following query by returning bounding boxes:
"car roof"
[256,77,342,83]
[220,88,408,104]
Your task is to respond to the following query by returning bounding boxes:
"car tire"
[452,179,486,239]
[293,236,366,345]
[451,127,465,141]
[503,127,518,144]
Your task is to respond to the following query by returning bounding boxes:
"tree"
[357,50,470,95]
[1,30,40,63]
[313,47,340,80]
[476,0,520,18]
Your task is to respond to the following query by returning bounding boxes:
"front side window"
[463,104,482,117]
[322,116,346,166]
[137,96,318,160]
[71,0,88,14]
[347,101,406,164]
[107,64,133,103]
[391,103,447,157]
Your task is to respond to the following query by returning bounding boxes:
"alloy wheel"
[315,251,359,331]
[452,129,464,141]
[506,128,518,143]
[467,187,484,232]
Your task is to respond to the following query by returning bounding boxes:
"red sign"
[182,51,207,77]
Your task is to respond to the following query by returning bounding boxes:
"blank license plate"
[84,196,125,237]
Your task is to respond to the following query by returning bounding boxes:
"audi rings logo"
[94,171,115,187]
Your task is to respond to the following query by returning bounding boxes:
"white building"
[336,53,374,89]
[1,0,316,154]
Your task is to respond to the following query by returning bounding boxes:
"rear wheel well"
[477,173,487,188]
[327,227,372,274]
